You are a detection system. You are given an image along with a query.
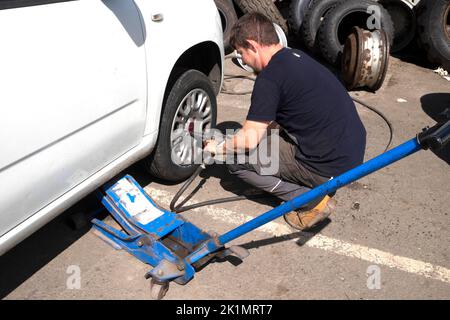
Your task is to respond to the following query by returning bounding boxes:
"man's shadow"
[201,222,330,269]
[420,93,450,165]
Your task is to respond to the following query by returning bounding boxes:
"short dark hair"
[229,12,279,50]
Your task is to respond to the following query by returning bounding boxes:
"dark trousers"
[227,128,331,210]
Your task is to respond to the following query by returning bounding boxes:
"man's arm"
[205,120,270,155]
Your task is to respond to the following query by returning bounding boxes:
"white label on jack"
[112,178,164,225]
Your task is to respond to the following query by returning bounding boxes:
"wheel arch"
[142,42,222,181]
[166,41,223,97]
[143,40,222,138]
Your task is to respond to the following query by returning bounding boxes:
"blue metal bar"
[217,137,422,246]
[92,218,141,242]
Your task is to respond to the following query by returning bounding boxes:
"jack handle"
[418,108,450,151]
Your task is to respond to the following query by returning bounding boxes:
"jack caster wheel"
[150,279,169,300]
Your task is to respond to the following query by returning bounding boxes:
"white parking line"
[146,187,450,285]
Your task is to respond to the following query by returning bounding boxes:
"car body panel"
[0,0,148,238]
[135,0,224,136]
[0,0,223,255]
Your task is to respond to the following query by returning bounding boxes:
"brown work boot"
[283,195,336,231]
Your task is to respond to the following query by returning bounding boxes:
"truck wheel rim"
[342,26,390,91]
[170,88,212,166]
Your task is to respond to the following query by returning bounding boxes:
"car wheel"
[214,0,238,54]
[144,69,217,182]
[317,0,394,66]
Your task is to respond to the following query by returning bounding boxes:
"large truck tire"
[287,0,313,35]
[378,0,416,53]
[416,0,450,71]
[317,0,394,66]
[298,0,341,52]
[234,0,289,34]
[214,0,238,54]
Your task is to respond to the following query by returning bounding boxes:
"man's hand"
[203,120,271,156]
[203,139,222,155]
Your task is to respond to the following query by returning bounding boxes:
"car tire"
[416,0,450,71]
[317,0,394,66]
[234,0,289,34]
[214,0,238,54]
[298,0,341,52]
[144,70,217,182]
[287,0,313,35]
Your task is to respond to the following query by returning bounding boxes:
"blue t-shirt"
[247,47,366,177]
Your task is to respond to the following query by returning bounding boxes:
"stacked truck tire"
[215,0,450,71]
[416,0,450,71]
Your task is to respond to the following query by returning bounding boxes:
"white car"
[0,0,224,255]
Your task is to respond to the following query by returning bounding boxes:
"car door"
[0,0,147,236]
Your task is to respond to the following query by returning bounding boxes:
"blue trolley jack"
[92,117,449,299]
